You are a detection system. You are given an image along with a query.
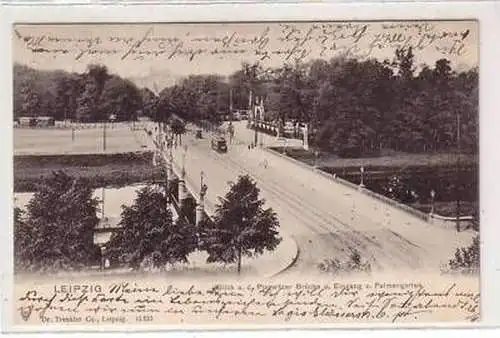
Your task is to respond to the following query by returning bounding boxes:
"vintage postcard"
[7,16,481,330]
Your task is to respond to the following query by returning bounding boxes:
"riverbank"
[14,151,162,193]
[267,146,479,219]
[269,146,478,168]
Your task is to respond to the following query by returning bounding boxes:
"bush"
[318,249,371,275]
[442,235,479,275]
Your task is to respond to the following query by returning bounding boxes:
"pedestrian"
[248,144,251,150]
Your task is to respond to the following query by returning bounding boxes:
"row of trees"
[14,64,145,122]
[153,50,478,155]
[14,171,281,273]
[15,170,477,275]
[15,47,478,154]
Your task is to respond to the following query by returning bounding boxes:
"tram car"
[211,135,228,153]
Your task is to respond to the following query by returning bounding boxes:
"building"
[18,117,36,127]
[17,116,55,127]
[35,116,55,127]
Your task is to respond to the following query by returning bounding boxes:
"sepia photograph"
[10,19,480,328]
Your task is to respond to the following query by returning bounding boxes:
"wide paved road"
[163,122,474,277]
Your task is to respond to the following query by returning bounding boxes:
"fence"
[428,213,475,229]
[14,121,151,130]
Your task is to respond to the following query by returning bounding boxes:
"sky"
[13,21,478,88]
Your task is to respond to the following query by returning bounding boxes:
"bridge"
[139,120,475,276]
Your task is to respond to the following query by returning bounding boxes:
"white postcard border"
[1,0,499,332]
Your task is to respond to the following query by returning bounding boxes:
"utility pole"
[101,118,106,221]
[250,90,258,146]
[101,187,105,221]
[229,87,233,114]
[103,121,107,152]
[455,113,461,232]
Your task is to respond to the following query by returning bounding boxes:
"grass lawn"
[14,152,163,193]
[14,123,153,155]
[411,201,478,218]
[269,146,478,170]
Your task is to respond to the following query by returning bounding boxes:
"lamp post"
[359,166,365,188]
[314,150,319,169]
[178,145,188,208]
[101,187,105,221]
[303,123,309,151]
[102,120,107,152]
[455,113,461,232]
[167,135,174,195]
[196,171,207,227]
[181,148,186,180]
[430,189,436,215]
[100,245,106,270]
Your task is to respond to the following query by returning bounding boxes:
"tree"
[76,80,99,122]
[106,185,197,270]
[170,118,186,145]
[200,175,281,274]
[141,87,159,119]
[87,64,110,97]
[15,171,100,272]
[16,81,41,117]
[446,235,479,275]
[77,64,111,122]
[99,76,142,121]
[14,206,29,271]
[394,47,415,82]
[53,74,82,121]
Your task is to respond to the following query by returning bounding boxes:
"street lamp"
[100,245,107,270]
[196,170,207,227]
[359,166,365,188]
[455,113,461,233]
[430,189,436,215]
[181,149,186,179]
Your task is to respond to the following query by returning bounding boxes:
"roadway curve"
[165,122,474,277]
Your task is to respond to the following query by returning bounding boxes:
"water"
[14,184,147,218]
[323,166,478,204]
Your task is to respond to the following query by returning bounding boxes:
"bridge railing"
[159,150,216,218]
[264,147,431,223]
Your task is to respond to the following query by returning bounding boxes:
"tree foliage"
[318,249,372,275]
[14,63,146,122]
[106,185,197,270]
[14,171,100,272]
[170,118,186,145]
[200,175,281,273]
[445,235,480,275]
[15,47,478,156]
[156,74,230,124]
[152,50,477,157]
